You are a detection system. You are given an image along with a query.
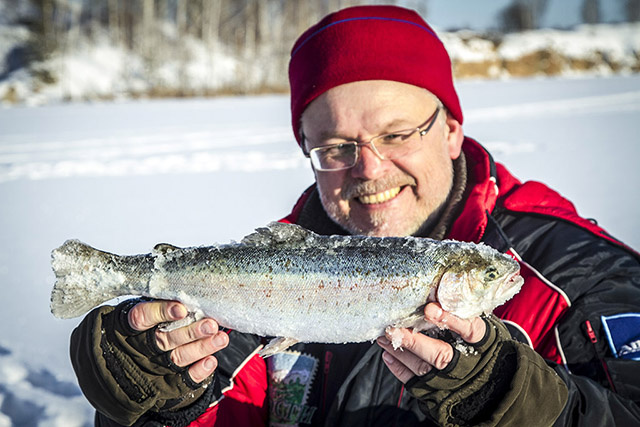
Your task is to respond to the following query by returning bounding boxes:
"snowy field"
[0,75,639,425]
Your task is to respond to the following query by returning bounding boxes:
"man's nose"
[350,143,386,180]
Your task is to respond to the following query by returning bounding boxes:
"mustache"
[342,175,416,200]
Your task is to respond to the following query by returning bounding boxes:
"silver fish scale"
[149,241,448,343]
[157,244,442,276]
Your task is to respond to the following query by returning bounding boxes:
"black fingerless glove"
[406,315,568,426]
[70,299,216,426]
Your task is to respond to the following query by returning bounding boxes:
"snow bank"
[442,23,640,79]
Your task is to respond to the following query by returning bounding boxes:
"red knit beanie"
[289,5,463,144]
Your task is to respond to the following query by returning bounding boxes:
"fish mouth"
[508,272,524,287]
[499,272,524,298]
[356,186,402,205]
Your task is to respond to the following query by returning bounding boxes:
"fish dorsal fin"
[240,222,443,253]
[153,243,182,256]
[241,222,319,248]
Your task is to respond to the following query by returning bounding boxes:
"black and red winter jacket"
[98,138,640,426]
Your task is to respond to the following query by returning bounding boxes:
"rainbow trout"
[50,222,523,356]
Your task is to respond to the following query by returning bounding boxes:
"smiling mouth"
[357,187,401,205]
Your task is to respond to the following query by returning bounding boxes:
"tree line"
[16,0,640,59]
[4,0,640,97]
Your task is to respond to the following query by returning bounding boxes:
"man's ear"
[445,113,464,159]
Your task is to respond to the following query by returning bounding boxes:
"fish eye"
[484,266,499,281]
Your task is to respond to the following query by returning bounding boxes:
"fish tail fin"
[50,240,147,319]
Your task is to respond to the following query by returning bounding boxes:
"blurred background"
[1,0,639,104]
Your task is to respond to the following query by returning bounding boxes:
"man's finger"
[170,331,229,368]
[377,335,433,377]
[424,303,486,344]
[128,300,187,332]
[380,349,420,384]
[378,329,452,372]
[155,318,219,352]
[188,356,218,384]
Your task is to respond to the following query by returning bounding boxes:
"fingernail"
[213,332,228,347]
[203,357,216,371]
[201,321,215,335]
[170,304,186,319]
[426,304,443,319]
[382,352,394,364]
[377,336,390,346]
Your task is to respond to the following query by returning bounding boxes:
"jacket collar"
[447,137,500,242]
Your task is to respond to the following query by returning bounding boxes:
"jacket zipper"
[321,350,333,419]
[391,384,406,427]
[585,320,617,392]
[396,384,405,408]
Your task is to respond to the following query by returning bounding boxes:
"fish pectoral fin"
[387,314,438,350]
[258,337,299,358]
[392,312,435,333]
[157,310,204,332]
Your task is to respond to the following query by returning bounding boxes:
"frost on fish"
[50,222,524,355]
[50,239,154,319]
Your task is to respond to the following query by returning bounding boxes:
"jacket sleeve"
[551,232,640,425]
[406,315,568,426]
[95,331,270,427]
[495,210,640,425]
[552,365,640,426]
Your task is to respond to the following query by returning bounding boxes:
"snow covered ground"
[1,75,639,425]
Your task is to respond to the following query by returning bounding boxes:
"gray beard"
[319,172,454,237]
[318,154,467,238]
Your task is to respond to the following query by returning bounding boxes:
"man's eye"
[381,133,409,144]
[322,145,341,154]
[321,144,353,157]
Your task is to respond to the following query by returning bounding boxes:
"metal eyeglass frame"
[301,106,441,172]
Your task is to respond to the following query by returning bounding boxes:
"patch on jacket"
[601,313,640,360]
[267,351,319,426]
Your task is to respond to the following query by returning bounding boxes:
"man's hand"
[376,302,486,383]
[70,298,232,424]
[127,300,229,383]
[376,302,568,426]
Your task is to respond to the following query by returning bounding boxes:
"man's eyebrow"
[316,129,343,141]
[382,118,414,131]
[306,117,417,144]
[302,117,418,147]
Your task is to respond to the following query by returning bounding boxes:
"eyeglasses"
[302,106,441,172]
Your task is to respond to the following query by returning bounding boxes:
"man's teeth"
[358,187,401,204]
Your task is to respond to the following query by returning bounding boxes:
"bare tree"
[626,0,640,21]
[107,0,120,45]
[141,0,154,58]
[499,0,550,31]
[582,0,600,24]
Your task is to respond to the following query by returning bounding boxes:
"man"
[71,5,640,426]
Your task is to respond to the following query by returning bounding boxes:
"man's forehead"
[300,81,436,135]
[320,80,432,99]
